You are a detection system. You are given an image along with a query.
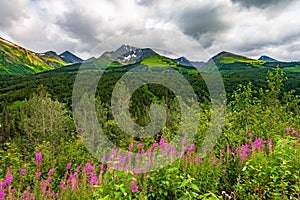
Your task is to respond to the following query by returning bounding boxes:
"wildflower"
[292,130,299,137]
[5,173,13,183]
[131,180,139,193]
[168,145,175,152]
[75,165,81,172]
[286,126,291,133]
[47,177,52,182]
[152,142,158,149]
[137,141,143,149]
[160,138,167,148]
[128,142,133,151]
[36,172,41,179]
[188,143,195,151]
[149,186,153,190]
[47,168,54,176]
[20,168,26,176]
[66,163,71,170]
[35,152,42,163]
[182,137,186,145]
[253,138,264,151]
[195,158,203,163]
[268,138,273,146]
[248,133,253,138]
[84,162,94,171]
[237,144,251,163]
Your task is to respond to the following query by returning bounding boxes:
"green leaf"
[190,183,200,192]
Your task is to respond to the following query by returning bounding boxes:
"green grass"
[141,55,178,68]
[0,39,64,75]
[282,65,300,72]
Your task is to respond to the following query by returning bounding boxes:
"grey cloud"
[136,0,154,6]
[174,6,230,48]
[0,0,27,28]
[231,0,295,8]
[56,11,102,52]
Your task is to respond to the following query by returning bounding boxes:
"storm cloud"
[0,0,300,61]
[231,0,295,8]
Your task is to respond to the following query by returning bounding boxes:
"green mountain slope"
[38,51,67,68]
[201,51,300,73]
[0,37,66,75]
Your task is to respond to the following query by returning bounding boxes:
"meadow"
[1,67,300,199]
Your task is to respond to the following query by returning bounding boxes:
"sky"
[1,0,300,61]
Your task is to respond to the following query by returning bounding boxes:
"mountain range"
[0,37,300,75]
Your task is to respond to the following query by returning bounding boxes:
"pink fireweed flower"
[75,165,81,172]
[253,138,264,151]
[131,180,139,193]
[47,168,54,176]
[66,163,71,170]
[35,151,42,163]
[0,191,4,199]
[149,186,153,190]
[237,144,252,163]
[182,137,186,145]
[159,138,167,148]
[286,126,291,133]
[292,130,299,137]
[188,143,195,151]
[36,172,41,179]
[268,138,273,146]
[20,168,26,176]
[101,156,106,163]
[128,142,133,151]
[248,133,253,138]
[137,142,143,149]
[5,173,13,183]
[152,142,158,149]
[195,157,203,163]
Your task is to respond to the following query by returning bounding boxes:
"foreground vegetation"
[0,67,300,199]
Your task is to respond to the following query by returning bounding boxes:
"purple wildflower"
[182,137,186,145]
[292,130,299,137]
[35,152,42,163]
[47,168,54,176]
[137,142,143,149]
[128,142,133,151]
[36,172,41,179]
[152,142,158,149]
[253,138,264,151]
[188,143,195,151]
[160,138,167,148]
[20,168,26,176]
[149,186,153,190]
[5,173,13,183]
[131,180,139,193]
[66,163,71,170]
[268,138,273,146]
[195,158,203,163]
[248,133,253,138]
